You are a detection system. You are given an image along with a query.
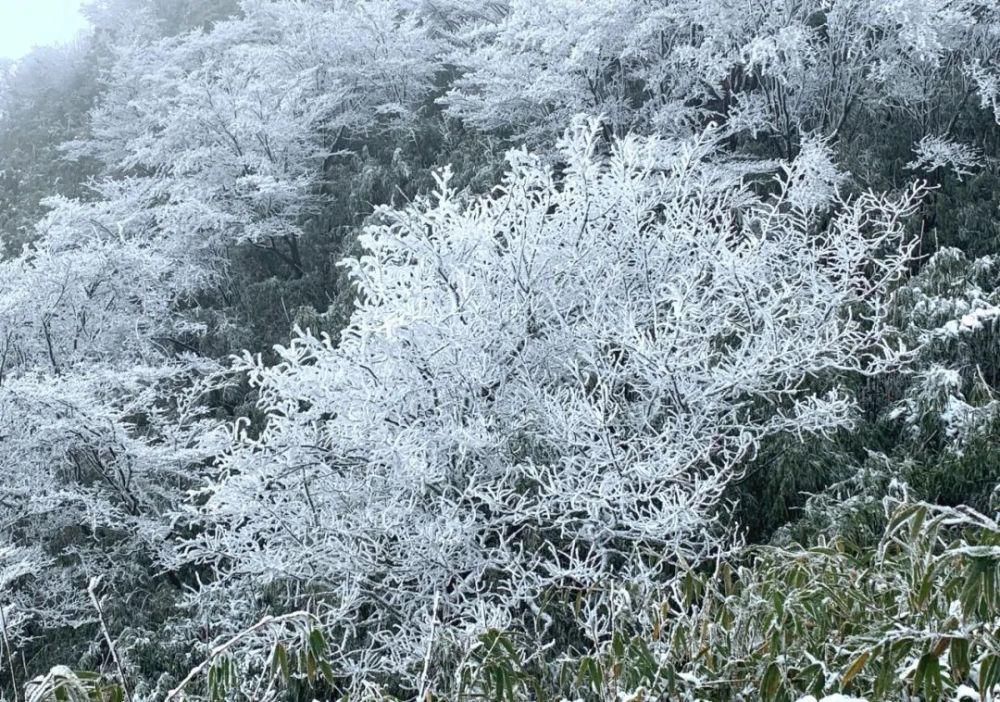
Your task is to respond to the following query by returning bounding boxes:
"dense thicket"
[0,1,998,700]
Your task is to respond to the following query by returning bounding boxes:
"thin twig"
[165,611,315,701]
[88,576,134,702]
[418,591,440,702]
[0,600,21,702]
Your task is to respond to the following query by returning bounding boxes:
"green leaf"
[629,636,658,681]
[922,654,942,701]
[983,560,997,611]
[949,638,970,682]
[913,653,942,701]
[915,564,937,611]
[874,644,895,699]
[888,504,920,536]
[578,656,603,692]
[495,632,518,662]
[306,650,317,682]
[761,662,782,700]
[980,655,1000,695]
[493,666,504,702]
[319,658,336,684]
[909,506,928,542]
[797,662,824,696]
[961,562,985,617]
[273,643,289,682]
[309,628,327,658]
[612,631,625,659]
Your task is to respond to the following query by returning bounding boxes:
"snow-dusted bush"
[183,119,922,694]
[906,135,985,181]
[659,498,1000,702]
[477,496,1000,702]
[889,247,1000,452]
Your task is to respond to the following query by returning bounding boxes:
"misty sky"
[0,0,89,60]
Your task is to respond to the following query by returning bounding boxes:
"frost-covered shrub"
[181,119,921,694]
[890,247,1000,452]
[906,135,984,181]
[658,498,1000,702]
[417,498,1000,702]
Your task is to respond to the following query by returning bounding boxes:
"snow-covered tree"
[0,178,226,675]
[906,134,985,180]
[442,0,640,144]
[442,0,1000,154]
[183,119,923,693]
[69,0,442,269]
[0,1,446,685]
[82,0,240,40]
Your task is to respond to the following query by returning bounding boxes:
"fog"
[0,0,88,59]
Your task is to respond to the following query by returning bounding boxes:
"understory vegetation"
[1,0,999,700]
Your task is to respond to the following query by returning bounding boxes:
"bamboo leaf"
[761,662,782,700]
[842,650,870,689]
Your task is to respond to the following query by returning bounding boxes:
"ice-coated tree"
[1,0,442,682]
[442,0,641,144]
[443,0,1000,154]
[82,0,240,40]
[184,119,924,693]
[0,180,225,670]
[68,0,442,274]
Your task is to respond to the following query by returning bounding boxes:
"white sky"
[0,0,89,60]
